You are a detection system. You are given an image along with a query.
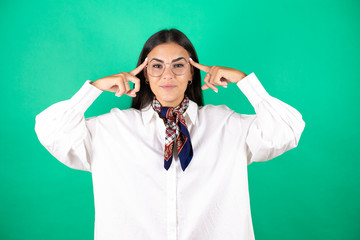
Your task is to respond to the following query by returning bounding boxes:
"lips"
[161,85,176,90]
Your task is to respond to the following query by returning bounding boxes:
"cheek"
[180,79,190,91]
[148,82,157,94]
[148,79,160,94]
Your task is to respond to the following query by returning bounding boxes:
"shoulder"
[197,104,237,125]
[199,104,234,116]
[94,107,141,123]
[201,104,257,128]
[198,103,255,126]
[110,107,140,116]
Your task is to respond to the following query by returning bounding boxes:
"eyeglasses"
[146,57,189,77]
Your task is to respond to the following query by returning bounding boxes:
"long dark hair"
[131,28,204,110]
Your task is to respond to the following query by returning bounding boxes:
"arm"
[237,73,305,165]
[188,59,305,165]
[34,80,103,172]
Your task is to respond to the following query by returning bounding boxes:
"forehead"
[147,42,189,61]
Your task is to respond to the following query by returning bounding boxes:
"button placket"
[166,145,178,240]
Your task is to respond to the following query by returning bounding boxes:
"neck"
[158,96,185,108]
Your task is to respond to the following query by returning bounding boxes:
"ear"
[144,68,148,80]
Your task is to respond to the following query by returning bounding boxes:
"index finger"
[189,58,211,73]
[124,73,141,93]
[129,57,148,76]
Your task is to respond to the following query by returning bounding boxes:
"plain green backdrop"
[1,0,359,239]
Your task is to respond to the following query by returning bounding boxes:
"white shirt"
[34,72,305,240]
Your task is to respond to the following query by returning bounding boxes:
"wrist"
[235,72,247,83]
[90,81,101,90]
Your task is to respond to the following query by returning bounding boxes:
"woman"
[35,28,305,240]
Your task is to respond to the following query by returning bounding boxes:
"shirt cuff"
[236,72,271,106]
[70,80,103,114]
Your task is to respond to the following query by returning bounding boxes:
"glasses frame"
[145,58,190,77]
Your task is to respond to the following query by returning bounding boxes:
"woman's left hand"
[189,58,247,93]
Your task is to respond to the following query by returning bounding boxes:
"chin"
[157,95,183,106]
[160,96,178,104]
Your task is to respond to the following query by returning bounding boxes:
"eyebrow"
[151,57,186,63]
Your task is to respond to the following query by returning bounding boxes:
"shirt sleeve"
[236,72,306,165]
[34,80,103,172]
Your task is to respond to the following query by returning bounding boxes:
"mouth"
[160,85,177,90]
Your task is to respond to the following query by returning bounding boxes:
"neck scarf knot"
[152,96,193,171]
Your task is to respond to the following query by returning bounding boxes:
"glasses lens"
[171,59,188,75]
[148,61,164,77]
[148,59,188,76]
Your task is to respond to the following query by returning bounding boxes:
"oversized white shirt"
[34,72,305,240]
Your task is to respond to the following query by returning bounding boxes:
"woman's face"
[145,42,193,107]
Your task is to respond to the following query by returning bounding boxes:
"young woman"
[35,28,305,240]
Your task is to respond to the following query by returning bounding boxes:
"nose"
[161,64,175,79]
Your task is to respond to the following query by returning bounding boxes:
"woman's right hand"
[91,57,148,97]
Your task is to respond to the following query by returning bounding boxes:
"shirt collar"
[141,99,198,125]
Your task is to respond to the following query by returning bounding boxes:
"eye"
[152,64,163,69]
[174,63,184,68]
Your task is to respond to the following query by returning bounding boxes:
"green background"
[1,0,359,239]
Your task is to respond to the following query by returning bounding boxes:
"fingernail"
[145,57,148,61]
[223,84,227,88]
[214,88,218,93]
[189,57,193,61]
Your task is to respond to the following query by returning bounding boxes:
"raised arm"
[236,73,305,164]
[188,58,305,165]
[35,81,103,171]
[35,58,148,171]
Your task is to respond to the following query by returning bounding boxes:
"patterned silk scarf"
[152,95,193,171]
